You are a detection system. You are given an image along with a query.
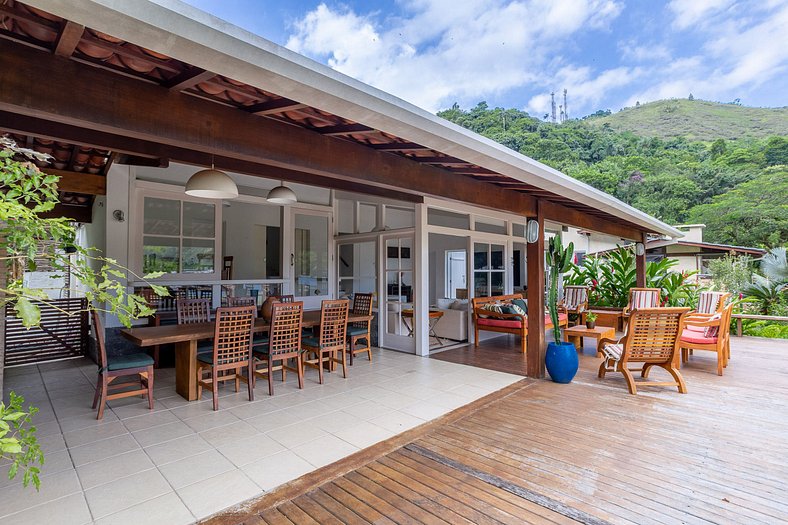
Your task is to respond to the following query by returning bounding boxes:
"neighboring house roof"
[12,0,681,239]
[646,239,767,256]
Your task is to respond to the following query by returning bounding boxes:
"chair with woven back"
[277,295,295,302]
[196,306,256,410]
[91,311,154,419]
[253,301,305,395]
[558,285,589,326]
[176,298,211,324]
[347,293,373,364]
[228,295,257,311]
[680,303,734,376]
[598,307,690,395]
[303,299,349,384]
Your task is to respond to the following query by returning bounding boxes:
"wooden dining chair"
[598,307,690,395]
[277,295,295,303]
[347,293,373,364]
[228,295,257,313]
[196,306,256,410]
[303,299,349,384]
[253,301,305,395]
[177,298,211,324]
[91,311,154,419]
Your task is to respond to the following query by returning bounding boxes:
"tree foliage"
[437,102,788,247]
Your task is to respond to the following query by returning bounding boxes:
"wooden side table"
[401,309,445,345]
[563,325,616,356]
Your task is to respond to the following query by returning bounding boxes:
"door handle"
[290,253,295,266]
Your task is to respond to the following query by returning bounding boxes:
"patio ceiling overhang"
[0,0,681,241]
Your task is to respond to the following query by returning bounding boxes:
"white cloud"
[668,0,734,30]
[624,1,788,108]
[285,1,623,112]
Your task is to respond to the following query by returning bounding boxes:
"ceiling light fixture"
[185,157,238,200]
[266,180,297,205]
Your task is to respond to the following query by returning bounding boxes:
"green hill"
[585,99,788,142]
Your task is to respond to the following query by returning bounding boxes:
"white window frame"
[131,181,222,282]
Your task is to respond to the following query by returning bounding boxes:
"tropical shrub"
[566,246,697,307]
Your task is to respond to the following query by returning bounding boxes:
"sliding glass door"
[381,234,415,352]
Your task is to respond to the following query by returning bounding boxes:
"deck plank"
[209,336,788,525]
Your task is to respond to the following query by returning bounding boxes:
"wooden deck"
[207,336,788,524]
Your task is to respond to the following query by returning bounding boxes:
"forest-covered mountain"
[584,99,788,141]
[437,101,788,248]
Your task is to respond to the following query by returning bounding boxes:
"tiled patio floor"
[0,349,520,524]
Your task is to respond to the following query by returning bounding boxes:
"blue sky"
[182,0,788,118]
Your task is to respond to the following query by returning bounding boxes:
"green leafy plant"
[585,311,597,323]
[0,136,167,489]
[1,393,43,489]
[546,235,574,345]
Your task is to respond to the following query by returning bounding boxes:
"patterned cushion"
[697,292,724,314]
[703,313,722,338]
[564,287,588,310]
[512,298,528,314]
[601,343,623,361]
[681,330,717,345]
[106,353,154,371]
[630,290,659,309]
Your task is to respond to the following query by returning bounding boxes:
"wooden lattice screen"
[4,298,88,366]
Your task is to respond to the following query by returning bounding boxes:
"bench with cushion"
[472,294,568,354]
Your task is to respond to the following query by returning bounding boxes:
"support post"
[414,203,430,357]
[526,203,546,378]
[636,232,647,288]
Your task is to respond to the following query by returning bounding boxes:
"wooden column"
[635,232,647,288]
[526,203,546,378]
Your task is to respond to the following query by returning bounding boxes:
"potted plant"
[545,235,578,383]
[585,311,597,329]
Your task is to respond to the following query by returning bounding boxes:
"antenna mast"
[563,89,568,121]
[550,92,557,123]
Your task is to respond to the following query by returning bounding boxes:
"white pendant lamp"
[185,161,238,200]
[266,181,297,205]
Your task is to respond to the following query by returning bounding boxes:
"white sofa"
[432,299,468,341]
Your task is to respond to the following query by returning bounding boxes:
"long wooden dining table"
[120,310,373,401]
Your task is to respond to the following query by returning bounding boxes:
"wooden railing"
[732,313,788,337]
[4,298,88,366]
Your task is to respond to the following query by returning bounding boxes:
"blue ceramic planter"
[545,341,579,384]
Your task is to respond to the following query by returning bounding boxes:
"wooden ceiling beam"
[317,123,374,135]
[2,113,422,203]
[244,98,307,115]
[41,168,106,195]
[53,21,84,57]
[0,41,537,216]
[164,68,215,91]
[115,154,169,167]
[541,200,642,240]
[368,142,428,151]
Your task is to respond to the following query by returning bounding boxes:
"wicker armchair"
[598,307,690,395]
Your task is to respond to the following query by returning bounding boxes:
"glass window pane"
[336,199,354,234]
[491,244,505,270]
[358,203,377,233]
[338,244,354,278]
[386,238,400,270]
[428,208,470,229]
[399,237,413,270]
[294,214,329,297]
[183,201,215,237]
[386,206,414,229]
[491,272,504,296]
[475,216,506,234]
[223,201,281,280]
[474,272,489,297]
[512,223,525,237]
[143,236,179,274]
[474,243,489,270]
[143,197,180,235]
[182,239,214,273]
